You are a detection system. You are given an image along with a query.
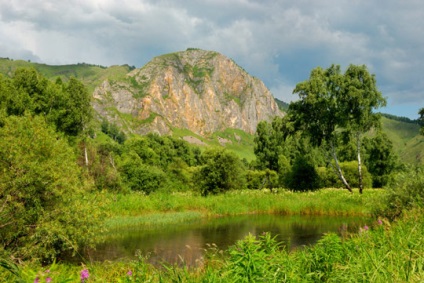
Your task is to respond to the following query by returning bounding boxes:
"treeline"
[380,112,420,124]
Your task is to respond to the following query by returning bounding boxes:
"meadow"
[5,188,423,282]
[104,188,380,230]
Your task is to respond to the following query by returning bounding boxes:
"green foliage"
[193,148,247,196]
[224,233,286,282]
[0,115,105,262]
[290,64,386,192]
[286,155,320,191]
[419,107,424,135]
[300,233,345,282]
[318,161,373,189]
[363,131,398,187]
[375,166,424,220]
[86,140,123,191]
[254,120,280,171]
[101,120,126,144]
[0,68,92,138]
[246,169,279,190]
[120,151,168,194]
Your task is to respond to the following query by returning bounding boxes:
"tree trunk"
[84,141,89,167]
[356,132,363,194]
[329,141,353,193]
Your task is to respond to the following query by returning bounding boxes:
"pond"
[84,214,368,266]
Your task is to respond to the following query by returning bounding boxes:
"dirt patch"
[182,136,206,146]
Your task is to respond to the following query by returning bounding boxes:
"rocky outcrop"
[93,49,283,136]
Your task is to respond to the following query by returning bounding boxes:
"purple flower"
[127,270,133,276]
[80,269,89,282]
[34,277,40,283]
[378,219,383,225]
[363,225,369,231]
[46,277,52,283]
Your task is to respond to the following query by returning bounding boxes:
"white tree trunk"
[84,142,89,167]
[329,141,352,193]
[356,132,363,194]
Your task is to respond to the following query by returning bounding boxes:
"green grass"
[0,58,131,89]
[103,189,382,230]
[3,207,423,282]
[381,116,424,165]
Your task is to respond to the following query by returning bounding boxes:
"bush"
[224,233,286,282]
[375,166,424,220]
[120,152,168,194]
[246,169,279,190]
[0,115,105,262]
[318,161,372,189]
[286,156,320,191]
[193,148,246,196]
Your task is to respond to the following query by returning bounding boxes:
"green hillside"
[381,116,424,165]
[0,57,132,92]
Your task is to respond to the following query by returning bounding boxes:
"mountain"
[92,49,283,136]
[1,54,422,164]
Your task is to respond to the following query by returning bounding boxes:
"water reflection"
[84,214,367,266]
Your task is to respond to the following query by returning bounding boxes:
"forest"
[1,66,424,282]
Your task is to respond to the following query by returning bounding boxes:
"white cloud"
[0,0,423,118]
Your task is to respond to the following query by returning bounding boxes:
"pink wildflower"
[46,277,52,283]
[34,277,40,283]
[127,270,133,276]
[363,225,369,231]
[378,219,383,225]
[80,269,89,282]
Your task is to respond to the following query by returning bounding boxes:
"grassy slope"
[381,116,424,165]
[0,58,131,92]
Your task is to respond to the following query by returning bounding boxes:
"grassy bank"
[2,207,422,282]
[104,188,382,230]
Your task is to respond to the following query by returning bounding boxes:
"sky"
[0,0,423,119]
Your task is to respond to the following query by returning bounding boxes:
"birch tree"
[290,65,353,192]
[341,64,386,193]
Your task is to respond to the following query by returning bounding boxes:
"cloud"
[0,0,423,118]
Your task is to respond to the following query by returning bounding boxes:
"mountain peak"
[93,49,283,136]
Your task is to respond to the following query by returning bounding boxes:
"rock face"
[93,49,283,136]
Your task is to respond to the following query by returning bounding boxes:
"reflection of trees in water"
[290,223,320,248]
[87,215,368,267]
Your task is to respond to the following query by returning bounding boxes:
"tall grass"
[104,188,381,229]
[4,208,423,282]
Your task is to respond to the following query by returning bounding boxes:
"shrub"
[193,148,246,196]
[286,155,320,191]
[375,166,424,220]
[318,161,372,189]
[120,152,168,194]
[0,115,105,262]
[246,169,279,190]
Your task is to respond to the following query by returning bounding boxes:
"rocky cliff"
[93,49,283,136]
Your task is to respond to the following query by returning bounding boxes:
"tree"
[193,148,246,196]
[0,115,105,262]
[340,64,386,193]
[254,121,280,171]
[363,131,398,187]
[419,108,424,135]
[290,65,353,192]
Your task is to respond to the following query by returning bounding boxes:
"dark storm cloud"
[0,0,423,118]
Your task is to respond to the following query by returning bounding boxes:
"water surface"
[85,214,367,266]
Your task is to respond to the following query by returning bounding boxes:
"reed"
[6,209,423,282]
[104,188,382,230]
